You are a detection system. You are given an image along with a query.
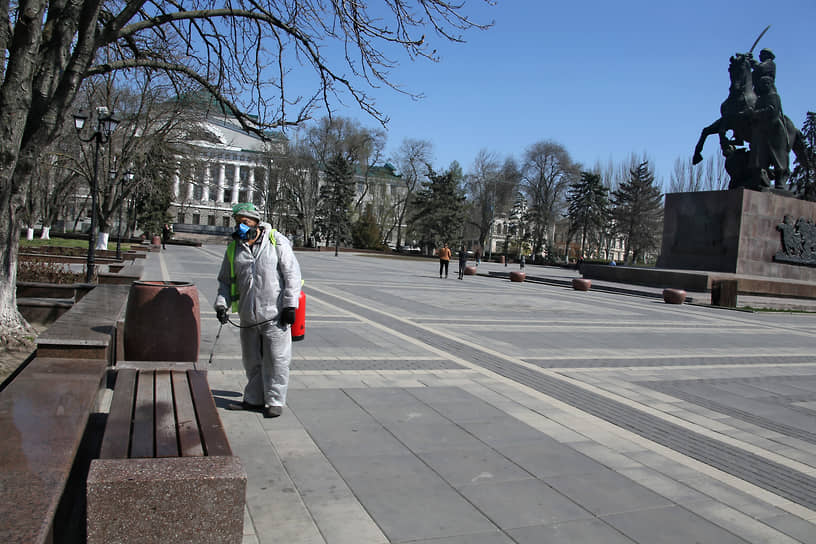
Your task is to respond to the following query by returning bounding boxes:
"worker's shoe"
[226,401,264,413]
[264,405,283,418]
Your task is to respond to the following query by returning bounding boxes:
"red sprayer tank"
[292,290,306,341]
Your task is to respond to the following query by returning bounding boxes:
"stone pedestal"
[464,266,477,275]
[87,456,246,544]
[658,189,816,282]
[711,279,738,307]
[509,271,525,282]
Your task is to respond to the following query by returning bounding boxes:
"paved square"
[141,246,816,543]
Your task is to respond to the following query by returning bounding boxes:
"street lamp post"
[74,107,119,283]
[116,172,135,260]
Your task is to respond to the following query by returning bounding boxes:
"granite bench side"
[87,368,246,544]
[0,357,109,544]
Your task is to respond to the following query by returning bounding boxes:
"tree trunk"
[97,231,109,250]
[0,200,32,340]
[40,226,50,239]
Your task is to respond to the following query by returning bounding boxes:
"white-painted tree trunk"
[40,226,50,239]
[96,231,109,250]
[26,227,34,240]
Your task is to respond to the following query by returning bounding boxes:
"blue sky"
[322,0,815,189]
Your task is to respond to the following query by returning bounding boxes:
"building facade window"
[177,212,185,224]
[222,216,231,227]
[208,215,215,226]
[192,213,200,225]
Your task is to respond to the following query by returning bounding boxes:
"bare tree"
[465,150,518,253]
[669,154,727,193]
[0,1,492,339]
[392,138,434,250]
[520,141,579,257]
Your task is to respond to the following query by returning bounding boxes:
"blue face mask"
[237,223,251,239]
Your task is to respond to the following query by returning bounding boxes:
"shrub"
[17,260,89,284]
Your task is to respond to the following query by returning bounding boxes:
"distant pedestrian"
[458,245,468,280]
[161,223,172,250]
[475,247,481,266]
[437,243,451,278]
[520,254,525,269]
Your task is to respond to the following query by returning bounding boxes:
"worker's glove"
[216,308,229,324]
[280,307,296,325]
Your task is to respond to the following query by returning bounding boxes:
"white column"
[202,163,211,202]
[230,164,240,203]
[258,169,267,210]
[217,163,226,202]
[172,169,180,199]
[247,167,255,204]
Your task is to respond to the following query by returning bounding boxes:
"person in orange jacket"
[437,243,451,278]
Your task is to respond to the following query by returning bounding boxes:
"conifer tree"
[611,161,663,264]
[316,154,355,254]
[411,167,468,253]
[566,172,609,258]
[791,112,816,201]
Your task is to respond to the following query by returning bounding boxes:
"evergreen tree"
[352,204,385,250]
[410,166,468,253]
[316,154,355,252]
[611,161,663,264]
[504,192,529,258]
[791,112,816,201]
[135,176,174,238]
[566,172,609,258]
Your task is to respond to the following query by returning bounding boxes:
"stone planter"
[509,271,525,282]
[464,266,477,275]
[662,288,687,304]
[124,281,200,361]
[572,278,591,291]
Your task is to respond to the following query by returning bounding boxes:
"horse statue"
[693,52,808,191]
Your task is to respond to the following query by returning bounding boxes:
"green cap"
[232,202,261,221]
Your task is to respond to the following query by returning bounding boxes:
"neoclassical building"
[171,112,286,234]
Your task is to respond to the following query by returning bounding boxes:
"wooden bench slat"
[100,369,137,459]
[154,370,179,457]
[172,371,204,456]
[188,370,232,456]
[130,370,155,458]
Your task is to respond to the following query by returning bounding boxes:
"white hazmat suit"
[214,222,302,408]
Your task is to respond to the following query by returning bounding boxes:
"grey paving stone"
[458,478,594,530]
[304,422,407,457]
[602,505,750,544]
[329,453,446,491]
[459,417,550,447]
[385,421,488,453]
[498,439,608,479]
[406,532,515,544]
[352,481,497,542]
[544,468,674,516]
[763,513,816,544]
[508,518,637,544]
[417,446,533,488]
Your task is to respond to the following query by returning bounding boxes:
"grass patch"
[740,306,816,314]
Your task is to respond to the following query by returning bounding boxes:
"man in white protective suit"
[214,203,302,418]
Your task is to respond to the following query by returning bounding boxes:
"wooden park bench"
[86,367,246,544]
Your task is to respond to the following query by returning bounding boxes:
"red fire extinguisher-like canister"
[292,289,306,341]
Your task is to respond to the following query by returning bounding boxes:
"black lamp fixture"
[73,106,120,282]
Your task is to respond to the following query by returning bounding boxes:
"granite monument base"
[87,456,246,544]
[657,188,816,282]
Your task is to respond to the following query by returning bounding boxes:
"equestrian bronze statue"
[693,42,809,191]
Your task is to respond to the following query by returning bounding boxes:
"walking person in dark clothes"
[458,244,468,280]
